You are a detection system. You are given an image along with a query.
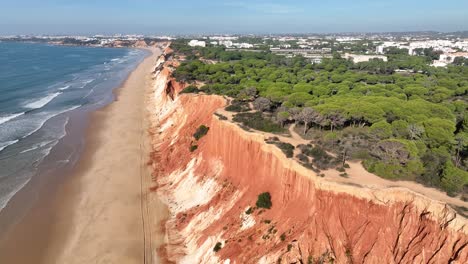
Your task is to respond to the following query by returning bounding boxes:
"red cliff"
[147,54,468,264]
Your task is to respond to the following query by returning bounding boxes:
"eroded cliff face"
[148,52,468,264]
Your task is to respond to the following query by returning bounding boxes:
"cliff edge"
[147,49,468,264]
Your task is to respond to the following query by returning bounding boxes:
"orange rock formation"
[147,51,468,263]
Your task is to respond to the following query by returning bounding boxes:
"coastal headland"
[147,47,468,263]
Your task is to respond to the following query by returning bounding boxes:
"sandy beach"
[0,47,168,263]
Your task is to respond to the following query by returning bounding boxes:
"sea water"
[0,42,147,210]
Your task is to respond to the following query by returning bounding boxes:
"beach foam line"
[0,177,31,211]
[22,105,81,139]
[24,92,62,109]
[0,113,25,126]
[58,85,71,91]
[79,79,95,88]
[0,139,19,153]
[19,140,56,154]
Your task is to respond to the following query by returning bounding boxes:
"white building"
[219,40,233,47]
[238,43,254,49]
[375,41,409,54]
[344,53,388,63]
[188,40,206,47]
[454,41,468,51]
[210,36,238,41]
[432,52,468,67]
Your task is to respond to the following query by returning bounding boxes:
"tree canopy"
[171,40,468,196]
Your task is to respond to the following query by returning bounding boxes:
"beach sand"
[0,47,168,263]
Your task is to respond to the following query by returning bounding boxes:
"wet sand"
[0,47,169,263]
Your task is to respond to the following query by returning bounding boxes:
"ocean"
[0,42,147,210]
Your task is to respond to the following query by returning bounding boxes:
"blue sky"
[0,0,467,34]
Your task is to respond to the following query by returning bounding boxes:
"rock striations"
[147,47,468,264]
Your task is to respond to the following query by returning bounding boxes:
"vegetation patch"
[193,125,210,140]
[268,141,295,158]
[280,233,286,241]
[233,112,285,133]
[170,40,468,196]
[214,112,228,120]
[189,145,198,152]
[256,192,272,209]
[213,242,222,252]
[298,144,339,170]
[225,100,251,112]
[179,85,200,94]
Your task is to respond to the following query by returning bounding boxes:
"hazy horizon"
[1,0,467,35]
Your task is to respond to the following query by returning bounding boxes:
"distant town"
[1,31,468,67]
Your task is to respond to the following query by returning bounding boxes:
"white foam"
[20,140,56,154]
[58,85,71,91]
[22,105,81,139]
[83,88,94,99]
[24,92,62,109]
[0,177,31,211]
[0,139,19,152]
[0,113,24,125]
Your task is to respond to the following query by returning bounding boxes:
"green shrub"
[225,104,244,112]
[214,113,228,120]
[245,207,253,214]
[233,112,285,133]
[180,85,200,94]
[280,233,286,241]
[194,125,209,140]
[365,160,405,179]
[225,100,250,112]
[256,192,272,209]
[213,242,222,252]
[276,142,295,158]
[299,144,339,170]
[189,145,198,152]
[297,153,309,163]
[266,140,295,158]
[440,161,468,196]
[369,120,393,139]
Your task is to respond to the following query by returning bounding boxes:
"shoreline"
[0,47,169,263]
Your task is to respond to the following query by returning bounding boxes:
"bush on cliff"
[298,144,339,170]
[225,100,250,112]
[194,125,209,140]
[233,112,284,133]
[180,85,200,94]
[189,145,198,152]
[256,192,272,209]
[213,242,222,252]
[266,140,295,158]
[214,112,228,120]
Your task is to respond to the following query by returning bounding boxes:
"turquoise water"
[0,42,147,210]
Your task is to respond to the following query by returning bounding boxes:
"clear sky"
[1,0,467,35]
